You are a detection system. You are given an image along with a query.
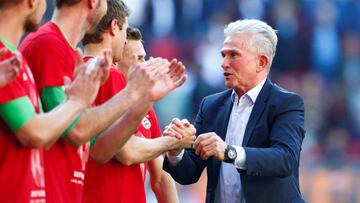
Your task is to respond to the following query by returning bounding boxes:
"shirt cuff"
[233,145,246,169]
[166,149,185,166]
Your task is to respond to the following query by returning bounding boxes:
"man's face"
[220,33,260,92]
[87,0,107,34]
[112,18,128,63]
[24,0,47,32]
[119,39,146,73]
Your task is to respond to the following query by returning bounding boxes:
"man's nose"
[221,58,229,70]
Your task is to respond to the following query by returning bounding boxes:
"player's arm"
[95,61,190,164]
[40,82,141,145]
[114,133,195,166]
[63,58,186,147]
[90,57,187,163]
[115,135,177,166]
[148,155,179,203]
[65,85,142,146]
[1,56,105,149]
[45,58,164,146]
[0,96,86,149]
[89,98,153,163]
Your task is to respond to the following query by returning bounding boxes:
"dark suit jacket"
[163,79,305,203]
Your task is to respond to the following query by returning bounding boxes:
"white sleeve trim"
[166,149,185,166]
[233,145,246,169]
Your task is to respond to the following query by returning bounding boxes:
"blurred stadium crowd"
[40,0,360,202]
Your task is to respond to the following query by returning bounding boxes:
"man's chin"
[86,15,103,35]
[85,27,96,35]
[224,82,234,89]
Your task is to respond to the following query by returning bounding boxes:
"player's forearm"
[16,99,85,149]
[117,134,195,165]
[116,136,178,165]
[89,99,153,163]
[151,169,179,203]
[148,156,179,203]
[68,87,141,145]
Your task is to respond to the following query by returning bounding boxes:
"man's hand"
[164,118,196,156]
[0,48,22,88]
[126,57,166,101]
[193,132,227,161]
[149,58,187,101]
[164,118,196,139]
[97,49,111,85]
[65,50,104,107]
[127,57,187,103]
[100,49,112,85]
[74,49,111,85]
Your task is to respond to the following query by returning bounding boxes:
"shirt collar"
[0,35,17,53]
[231,77,267,105]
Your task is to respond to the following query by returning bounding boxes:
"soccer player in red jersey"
[81,2,195,201]
[20,0,187,202]
[0,0,105,202]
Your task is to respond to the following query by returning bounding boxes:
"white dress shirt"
[167,78,267,203]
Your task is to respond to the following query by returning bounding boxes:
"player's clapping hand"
[64,49,107,108]
[0,48,22,88]
[148,58,187,102]
[126,57,187,103]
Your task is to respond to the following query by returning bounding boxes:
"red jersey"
[83,69,162,203]
[0,42,46,202]
[20,22,89,203]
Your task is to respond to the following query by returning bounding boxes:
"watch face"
[228,149,236,159]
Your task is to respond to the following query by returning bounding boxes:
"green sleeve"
[41,86,81,137]
[41,86,67,111]
[0,97,35,131]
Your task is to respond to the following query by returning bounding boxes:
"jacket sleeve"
[241,94,305,177]
[163,98,207,184]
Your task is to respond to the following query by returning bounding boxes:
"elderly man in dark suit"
[163,19,305,203]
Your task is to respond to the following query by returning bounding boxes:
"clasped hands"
[164,118,226,161]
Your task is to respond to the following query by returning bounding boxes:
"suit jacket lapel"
[217,92,233,141]
[242,79,273,146]
[211,90,233,196]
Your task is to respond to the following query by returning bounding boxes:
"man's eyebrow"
[221,49,240,54]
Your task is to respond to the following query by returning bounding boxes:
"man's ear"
[88,0,96,9]
[256,55,269,73]
[28,0,36,8]
[109,19,118,36]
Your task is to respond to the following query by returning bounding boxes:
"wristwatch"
[224,144,237,163]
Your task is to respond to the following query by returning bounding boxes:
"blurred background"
[43,0,360,202]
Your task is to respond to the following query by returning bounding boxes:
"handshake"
[164,118,227,161]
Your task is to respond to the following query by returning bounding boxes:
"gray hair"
[224,19,278,69]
